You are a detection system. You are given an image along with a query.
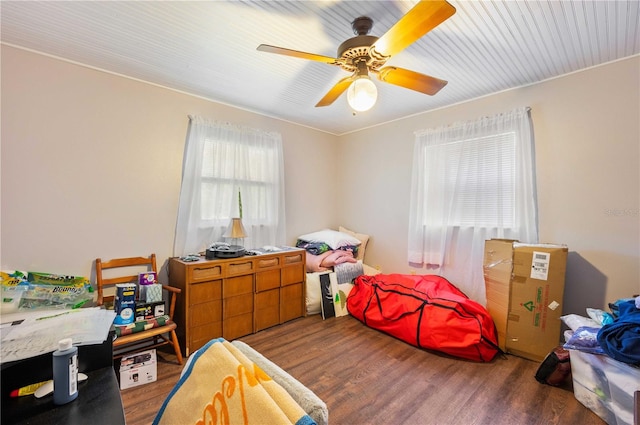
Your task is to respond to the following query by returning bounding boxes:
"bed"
[296,227,378,316]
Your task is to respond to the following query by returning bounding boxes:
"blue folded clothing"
[596,299,640,365]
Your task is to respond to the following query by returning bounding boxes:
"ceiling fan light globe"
[347,77,377,112]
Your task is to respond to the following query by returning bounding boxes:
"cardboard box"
[119,349,157,390]
[138,272,157,286]
[134,301,166,322]
[483,239,568,361]
[144,283,163,303]
[482,239,516,351]
[137,272,158,301]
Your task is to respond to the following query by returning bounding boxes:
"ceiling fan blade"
[316,77,355,107]
[370,0,456,59]
[376,66,447,95]
[257,44,338,64]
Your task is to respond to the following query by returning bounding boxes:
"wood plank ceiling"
[1,1,638,135]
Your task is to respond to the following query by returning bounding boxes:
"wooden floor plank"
[121,314,605,425]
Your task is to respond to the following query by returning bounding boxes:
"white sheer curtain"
[408,107,538,305]
[173,116,286,256]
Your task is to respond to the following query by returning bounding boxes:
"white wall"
[337,56,640,311]
[0,45,339,280]
[2,45,638,312]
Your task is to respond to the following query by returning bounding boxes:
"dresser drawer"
[255,288,279,308]
[223,314,253,340]
[281,282,304,322]
[255,303,280,332]
[283,252,304,265]
[188,263,223,282]
[282,263,304,286]
[227,259,255,276]
[223,293,254,318]
[256,256,280,270]
[256,269,281,292]
[223,275,253,297]
[190,280,222,305]
[255,289,280,331]
[190,301,222,327]
[190,322,222,354]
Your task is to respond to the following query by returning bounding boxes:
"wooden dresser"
[168,248,306,356]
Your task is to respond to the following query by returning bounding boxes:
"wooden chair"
[95,254,183,365]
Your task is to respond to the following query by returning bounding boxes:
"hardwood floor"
[121,314,605,425]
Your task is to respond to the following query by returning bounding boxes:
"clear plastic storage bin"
[568,348,640,425]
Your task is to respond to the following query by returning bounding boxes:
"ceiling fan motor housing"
[337,35,385,73]
[351,16,374,35]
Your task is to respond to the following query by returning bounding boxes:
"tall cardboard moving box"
[483,240,568,361]
[482,239,516,352]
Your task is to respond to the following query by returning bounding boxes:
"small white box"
[119,349,157,390]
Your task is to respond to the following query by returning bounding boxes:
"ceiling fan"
[257,0,456,112]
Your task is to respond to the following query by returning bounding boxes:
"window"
[200,138,279,224]
[174,117,285,256]
[408,107,537,304]
[429,132,516,228]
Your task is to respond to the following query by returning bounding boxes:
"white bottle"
[52,338,78,405]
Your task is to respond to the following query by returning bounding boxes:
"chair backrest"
[95,254,158,307]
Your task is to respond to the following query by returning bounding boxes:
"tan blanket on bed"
[153,338,316,425]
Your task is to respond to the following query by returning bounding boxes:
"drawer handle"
[258,259,279,268]
[192,265,222,279]
[284,254,302,264]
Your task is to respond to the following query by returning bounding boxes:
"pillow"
[298,229,361,250]
[339,226,370,261]
[560,314,600,331]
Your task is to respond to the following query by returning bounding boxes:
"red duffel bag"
[347,273,501,362]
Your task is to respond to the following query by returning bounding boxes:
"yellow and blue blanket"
[153,338,316,425]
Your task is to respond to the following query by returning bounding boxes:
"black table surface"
[1,366,125,425]
[1,333,125,425]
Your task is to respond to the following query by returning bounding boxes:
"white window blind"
[433,132,516,228]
